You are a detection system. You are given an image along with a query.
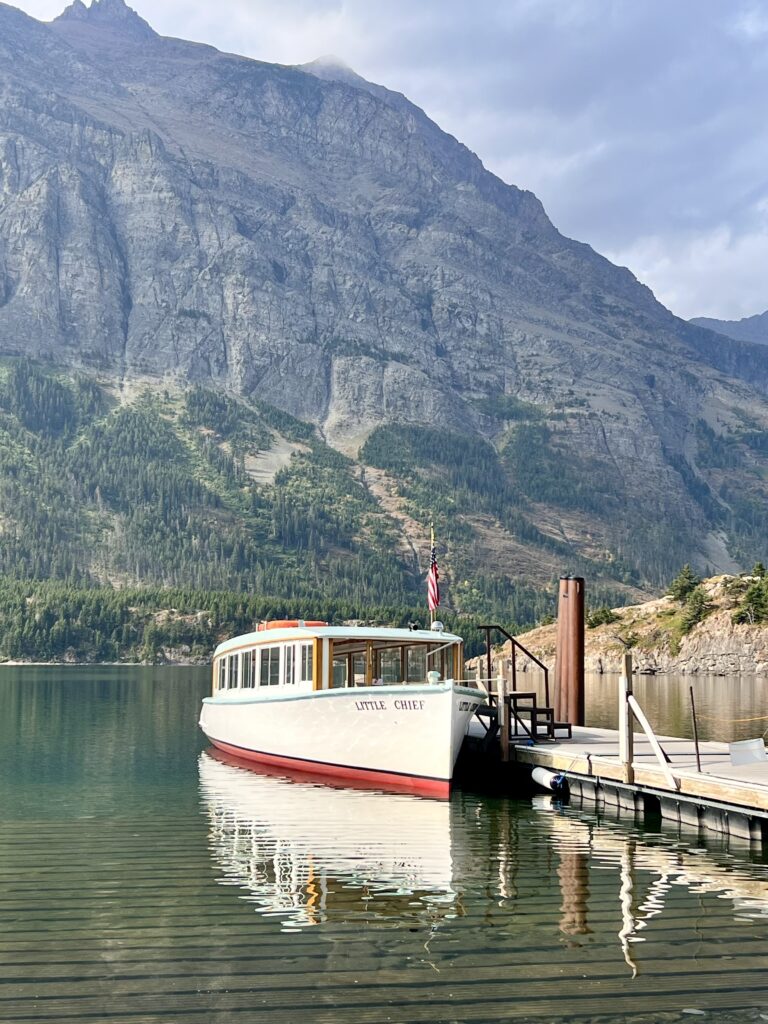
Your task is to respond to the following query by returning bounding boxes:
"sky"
[12,0,768,321]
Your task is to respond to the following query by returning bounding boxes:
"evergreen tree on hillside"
[733,577,768,625]
[669,564,701,602]
[680,585,712,634]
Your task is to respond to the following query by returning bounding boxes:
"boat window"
[425,642,457,680]
[406,646,427,683]
[217,658,226,690]
[352,654,366,686]
[284,644,295,685]
[259,646,280,687]
[228,653,239,689]
[242,649,254,689]
[300,643,313,684]
[425,646,438,680]
[331,657,347,688]
[380,648,402,684]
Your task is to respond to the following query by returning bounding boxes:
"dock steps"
[507,691,572,740]
[474,622,572,747]
[475,694,572,743]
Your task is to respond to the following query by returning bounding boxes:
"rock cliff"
[495,576,768,676]
[0,0,768,594]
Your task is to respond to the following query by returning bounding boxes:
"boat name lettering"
[458,700,481,712]
[393,699,425,711]
[355,700,387,711]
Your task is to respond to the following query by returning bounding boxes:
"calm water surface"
[0,666,767,1024]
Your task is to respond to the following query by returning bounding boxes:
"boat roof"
[214,624,463,657]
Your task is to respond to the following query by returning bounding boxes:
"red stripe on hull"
[208,739,451,799]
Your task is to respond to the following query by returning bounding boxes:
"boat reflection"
[200,747,768,974]
[199,748,460,930]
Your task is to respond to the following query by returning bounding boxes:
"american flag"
[427,526,440,612]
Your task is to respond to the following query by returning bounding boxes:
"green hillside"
[0,358,766,662]
[0,360,417,601]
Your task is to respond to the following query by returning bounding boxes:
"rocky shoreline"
[0,648,210,668]
[497,576,768,677]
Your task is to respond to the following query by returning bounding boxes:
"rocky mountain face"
[691,311,768,347]
[1,0,768,604]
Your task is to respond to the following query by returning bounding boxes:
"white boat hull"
[199,683,483,797]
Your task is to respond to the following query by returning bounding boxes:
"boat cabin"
[211,623,465,696]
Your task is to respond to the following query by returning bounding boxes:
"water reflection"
[537,794,768,979]
[557,846,591,939]
[199,750,460,930]
[3,668,768,1022]
[201,748,768,986]
[0,665,210,818]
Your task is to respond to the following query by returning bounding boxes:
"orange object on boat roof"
[256,619,328,631]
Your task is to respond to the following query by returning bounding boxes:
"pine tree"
[669,564,701,602]
[680,586,712,634]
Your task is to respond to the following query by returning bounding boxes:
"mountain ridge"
[691,310,768,347]
[0,1,767,605]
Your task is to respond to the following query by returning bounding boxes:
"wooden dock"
[469,616,768,845]
[509,726,768,844]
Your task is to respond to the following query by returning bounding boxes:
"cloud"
[9,0,768,320]
[731,5,768,39]
[608,219,768,321]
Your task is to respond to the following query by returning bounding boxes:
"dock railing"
[619,651,679,790]
[477,624,551,708]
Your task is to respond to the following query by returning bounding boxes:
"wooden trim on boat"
[313,637,322,692]
[365,640,374,685]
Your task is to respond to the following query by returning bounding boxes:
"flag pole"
[428,520,438,626]
[430,521,435,626]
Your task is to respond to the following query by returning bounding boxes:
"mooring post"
[570,577,585,725]
[555,576,585,726]
[689,685,702,773]
[498,673,509,762]
[484,626,494,705]
[554,578,568,723]
[619,650,634,784]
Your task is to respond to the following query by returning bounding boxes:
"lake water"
[587,672,767,743]
[1,665,767,1023]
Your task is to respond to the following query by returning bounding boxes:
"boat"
[199,619,485,797]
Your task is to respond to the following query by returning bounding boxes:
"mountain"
[691,310,768,347]
[0,0,768,620]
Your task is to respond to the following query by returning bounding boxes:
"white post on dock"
[619,651,634,784]
[498,673,509,762]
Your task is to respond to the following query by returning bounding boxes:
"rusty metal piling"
[554,576,585,727]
